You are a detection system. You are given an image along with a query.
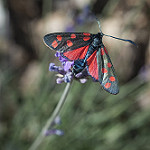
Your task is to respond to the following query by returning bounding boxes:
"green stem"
[28,82,72,150]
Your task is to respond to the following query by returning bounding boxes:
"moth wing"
[44,32,93,61]
[97,46,119,95]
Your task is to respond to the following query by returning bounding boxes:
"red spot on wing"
[107,63,112,68]
[101,68,108,73]
[109,76,115,82]
[104,83,111,89]
[57,35,62,41]
[71,34,76,39]
[63,45,89,60]
[52,40,58,48]
[67,40,73,47]
[83,33,91,36]
[87,51,98,80]
[83,37,90,41]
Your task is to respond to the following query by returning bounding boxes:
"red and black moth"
[43,19,136,95]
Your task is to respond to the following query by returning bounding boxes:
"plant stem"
[29,82,72,150]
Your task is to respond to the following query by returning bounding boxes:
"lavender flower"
[49,63,65,75]
[49,52,89,84]
[76,5,90,25]
[44,116,64,136]
[45,129,64,136]
[54,116,61,125]
[64,61,74,72]
[139,65,150,82]
[79,78,87,84]
[65,5,93,32]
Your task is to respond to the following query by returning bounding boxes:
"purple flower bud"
[75,68,89,78]
[59,55,67,63]
[44,129,64,136]
[55,52,68,63]
[57,66,66,75]
[50,116,62,128]
[49,63,58,72]
[80,78,87,84]
[55,129,64,136]
[139,65,150,82]
[75,72,83,78]
[54,116,61,125]
[49,63,66,75]
[64,72,73,83]
[55,52,61,58]
[56,78,64,84]
[64,61,74,72]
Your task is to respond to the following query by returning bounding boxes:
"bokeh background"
[0,0,150,150]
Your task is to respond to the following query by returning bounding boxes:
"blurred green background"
[0,0,150,150]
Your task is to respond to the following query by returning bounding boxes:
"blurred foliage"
[0,0,150,150]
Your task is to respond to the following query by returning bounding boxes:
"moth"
[43,19,136,95]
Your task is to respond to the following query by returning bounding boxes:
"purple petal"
[44,129,64,136]
[75,72,83,78]
[59,55,68,63]
[55,52,68,63]
[75,69,89,78]
[55,129,64,136]
[55,52,61,57]
[64,72,73,83]
[80,78,87,84]
[64,61,74,71]
[57,66,66,75]
[56,78,64,84]
[49,63,66,75]
[54,116,61,125]
[49,63,58,72]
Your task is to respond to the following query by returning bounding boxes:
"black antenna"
[103,34,137,47]
[89,11,103,33]
[93,16,137,47]
[95,16,103,33]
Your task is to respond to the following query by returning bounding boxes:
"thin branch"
[29,82,72,150]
